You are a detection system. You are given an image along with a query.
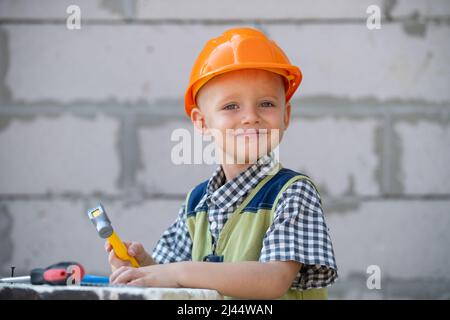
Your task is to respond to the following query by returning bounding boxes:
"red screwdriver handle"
[30,262,85,285]
[43,268,67,283]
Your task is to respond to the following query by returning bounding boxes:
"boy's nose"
[241,107,261,125]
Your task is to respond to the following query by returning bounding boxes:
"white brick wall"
[395,120,450,194]
[270,24,450,103]
[281,117,381,196]
[0,0,125,20]
[327,199,450,280]
[4,23,450,103]
[3,25,207,103]
[0,114,120,194]
[392,0,450,18]
[3,0,449,21]
[136,0,385,20]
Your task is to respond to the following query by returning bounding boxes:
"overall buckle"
[202,254,224,262]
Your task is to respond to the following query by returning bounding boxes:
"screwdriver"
[0,261,85,285]
[0,262,111,286]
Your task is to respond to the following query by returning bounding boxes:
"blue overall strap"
[243,168,314,212]
[186,179,209,216]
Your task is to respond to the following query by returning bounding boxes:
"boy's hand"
[109,263,182,288]
[105,241,154,271]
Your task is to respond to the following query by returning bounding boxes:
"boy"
[106,27,338,299]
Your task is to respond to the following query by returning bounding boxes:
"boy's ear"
[284,102,292,129]
[190,107,210,135]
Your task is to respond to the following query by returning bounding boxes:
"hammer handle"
[108,232,140,268]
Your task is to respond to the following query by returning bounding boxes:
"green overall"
[185,164,328,300]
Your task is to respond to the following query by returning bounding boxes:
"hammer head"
[87,204,113,238]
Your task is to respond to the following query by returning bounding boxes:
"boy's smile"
[191,69,291,167]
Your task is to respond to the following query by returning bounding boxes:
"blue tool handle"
[81,275,110,285]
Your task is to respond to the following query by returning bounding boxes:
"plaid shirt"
[152,153,338,290]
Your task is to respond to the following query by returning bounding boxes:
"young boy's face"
[191,69,291,164]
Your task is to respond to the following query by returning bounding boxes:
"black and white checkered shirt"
[152,153,338,290]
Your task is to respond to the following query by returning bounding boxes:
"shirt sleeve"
[259,178,338,290]
[151,203,193,264]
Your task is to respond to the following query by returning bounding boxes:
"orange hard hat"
[184,27,303,117]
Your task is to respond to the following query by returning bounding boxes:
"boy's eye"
[260,101,275,108]
[223,103,238,110]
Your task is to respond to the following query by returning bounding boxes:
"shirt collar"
[204,152,279,210]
